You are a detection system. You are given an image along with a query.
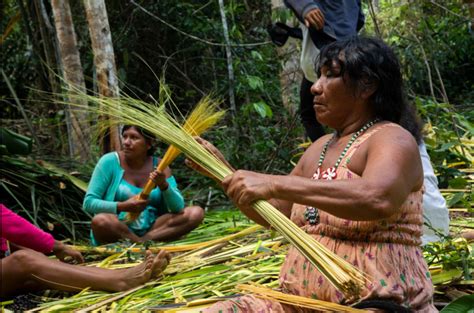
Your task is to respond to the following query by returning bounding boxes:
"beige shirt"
[300,24,319,82]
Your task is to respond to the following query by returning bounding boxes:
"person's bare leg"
[141,206,204,242]
[1,249,171,298]
[91,213,141,244]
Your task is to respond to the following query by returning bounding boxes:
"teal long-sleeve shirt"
[83,152,185,216]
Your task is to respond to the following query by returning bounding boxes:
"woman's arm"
[224,127,424,221]
[222,136,329,227]
[160,176,185,213]
[149,167,185,213]
[1,204,55,253]
[1,204,83,262]
[83,153,119,214]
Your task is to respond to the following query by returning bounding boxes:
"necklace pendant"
[322,167,337,180]
[305,206,319,225]
[312,167,321,180]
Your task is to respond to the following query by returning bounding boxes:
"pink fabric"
[206,124,436,312]
[0,204,55,254]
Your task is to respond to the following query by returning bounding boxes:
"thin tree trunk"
[465,0,474,32]
[17,0,49,95]
[218,0,236,115]
[51,0,91,161]
[1,69,42,153]
[412,34,436,102]
[271,0,300,115]
[32,0,60,95]
[83,0,121,154]
[368,0,382,38]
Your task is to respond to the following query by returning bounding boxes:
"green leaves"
[246,75,264,90]
[440,295,474,313]
[448,177,468,190]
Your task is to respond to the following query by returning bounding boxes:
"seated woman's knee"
[91,213,117,231]
[185,206,204,226]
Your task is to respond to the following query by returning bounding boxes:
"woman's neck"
[335,114,376,138]
[122,153,149,170]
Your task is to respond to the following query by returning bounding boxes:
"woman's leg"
[1,249,169,298]
[91,213,141,244]
[142,206,204,242]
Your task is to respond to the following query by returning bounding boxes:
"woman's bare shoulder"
[369,123,419,151]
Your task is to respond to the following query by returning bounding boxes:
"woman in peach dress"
[191,36,436,312]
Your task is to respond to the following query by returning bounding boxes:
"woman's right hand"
[185,137,234,177]
[53,241,85,264]
[118,195,148,213]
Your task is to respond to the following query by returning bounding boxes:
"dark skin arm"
[223,127,423,221]
[186,137,308,227]
[9,241,84,263]
[52,241,84,263]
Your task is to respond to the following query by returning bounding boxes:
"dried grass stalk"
[237,284,368,312]
[127,96,224,221]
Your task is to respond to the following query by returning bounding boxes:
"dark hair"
[121,125,156,155]
[316,36,422,143]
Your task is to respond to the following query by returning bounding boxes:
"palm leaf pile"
[0,170,472,312]
[24,211,288,312]
[0,155,91,241]
[1,207,470,312]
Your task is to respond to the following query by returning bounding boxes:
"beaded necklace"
[305,118,380,225]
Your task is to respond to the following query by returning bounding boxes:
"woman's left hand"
[150,170,169,191]
[53,241,84,263]
[222,170,276,206]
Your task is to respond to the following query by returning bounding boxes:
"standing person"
[191,37,436,312]
[284,0,365,142]
[83,125,204,245]
[0,204,170,298]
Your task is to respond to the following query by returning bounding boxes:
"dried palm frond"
[72,225,263,255]
[127,96,224,221]
[70,93,368,299]
[237,284,368,312]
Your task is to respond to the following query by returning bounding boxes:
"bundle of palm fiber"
[127,95,224,221]
[237,284,368,312]
[69,93,368,299]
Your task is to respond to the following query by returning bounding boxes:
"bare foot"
[151,250,171,278]
[116,250,154,291]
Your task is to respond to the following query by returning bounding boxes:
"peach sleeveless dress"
[206,124,436,312]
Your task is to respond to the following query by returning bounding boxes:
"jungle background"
[0,0,473,311]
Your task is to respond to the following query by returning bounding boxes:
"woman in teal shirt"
[83,125,204,245]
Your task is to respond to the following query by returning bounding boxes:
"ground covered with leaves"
[0,208,472,312]
[1,149,473,312]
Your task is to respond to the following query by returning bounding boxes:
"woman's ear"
[359,79,378,100]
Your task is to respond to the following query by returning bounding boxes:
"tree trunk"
[51,0,91,161]
[271,0,301,116]
[83,0,121,154]
[31,0,60,95]
[465,0,474,32]
[218,0,236,115]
